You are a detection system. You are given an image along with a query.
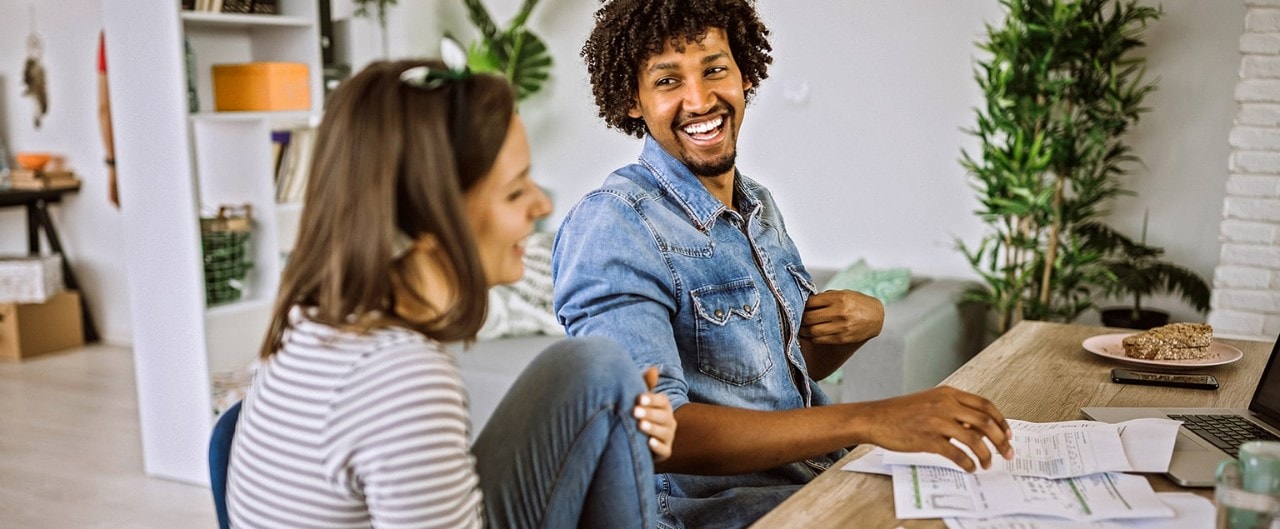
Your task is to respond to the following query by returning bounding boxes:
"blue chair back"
[209,401,242,529]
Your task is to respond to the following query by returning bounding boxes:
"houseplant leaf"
[460,0,553,102]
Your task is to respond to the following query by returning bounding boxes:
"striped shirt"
[227,307,483,528]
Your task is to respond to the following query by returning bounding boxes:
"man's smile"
[677,105,732,149]
[681,115,725,140]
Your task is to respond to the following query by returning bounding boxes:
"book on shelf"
[270,129,290,185]
[9,169,80,191]
[11,169,73,180]
[273,126,314,203]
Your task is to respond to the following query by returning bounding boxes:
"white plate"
[1082,333,1243,368]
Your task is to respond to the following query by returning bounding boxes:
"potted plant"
[957,0,1173,334]
[459,0,552,102]
[1084,214,1211,329]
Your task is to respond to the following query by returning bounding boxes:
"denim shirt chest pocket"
[689,278,773,385]
[787,264,817,300]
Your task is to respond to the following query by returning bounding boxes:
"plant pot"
[1099,307,1170,330]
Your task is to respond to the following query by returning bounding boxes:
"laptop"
[1081,332,1280,487]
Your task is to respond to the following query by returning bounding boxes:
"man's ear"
[627,100,642,119]
[743,79,753,92]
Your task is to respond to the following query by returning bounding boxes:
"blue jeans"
[473,337,656,528]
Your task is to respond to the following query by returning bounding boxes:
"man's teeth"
[683,117,723,135]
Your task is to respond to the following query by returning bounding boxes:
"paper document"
[1113,418,1181,473]
[941,492,1214,528]
[892,466,1173,521]
[843,449,892,476]
[877,419,1179,478]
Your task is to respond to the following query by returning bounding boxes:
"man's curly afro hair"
[581,0,773,138]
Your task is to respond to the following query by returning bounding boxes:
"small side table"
[0,186,100,342]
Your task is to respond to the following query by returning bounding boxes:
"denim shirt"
[553,136,842,527]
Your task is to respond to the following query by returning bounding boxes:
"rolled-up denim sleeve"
[552,192,691,411]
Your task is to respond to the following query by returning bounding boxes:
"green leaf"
[460,0,554,101]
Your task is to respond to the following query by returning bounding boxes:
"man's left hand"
[799,289,884,345]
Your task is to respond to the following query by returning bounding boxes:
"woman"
[226,55,675,528]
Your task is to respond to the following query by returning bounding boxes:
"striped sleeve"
[323,342,484,529]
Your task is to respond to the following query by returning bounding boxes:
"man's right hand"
[860,386,1014,472]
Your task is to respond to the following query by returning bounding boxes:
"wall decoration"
[22,6,48,129]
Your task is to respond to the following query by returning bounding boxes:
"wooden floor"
[0,344,215,528]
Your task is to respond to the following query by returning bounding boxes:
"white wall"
[0,0,131,344]
[1108,0,1245,325]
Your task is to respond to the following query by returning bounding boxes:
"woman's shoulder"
[325,330,469,427]
[346,329,459,385]
[282,308,461,390]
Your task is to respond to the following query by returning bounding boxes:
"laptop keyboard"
[1167,414,1280,457]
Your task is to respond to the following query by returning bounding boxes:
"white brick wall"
[1211,4,1280,341]
[1237,103,1280,125]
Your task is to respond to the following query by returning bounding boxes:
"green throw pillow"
[816,259,912,385]
[822,258,912,304]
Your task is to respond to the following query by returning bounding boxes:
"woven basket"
[201,205,254,306]
[221,0,277,14]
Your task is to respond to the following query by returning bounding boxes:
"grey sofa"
[806,269,988,405]
[457,269,988,433]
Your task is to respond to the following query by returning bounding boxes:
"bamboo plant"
[958,0,1166,334]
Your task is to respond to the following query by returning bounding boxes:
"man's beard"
[686,150,737,178]
[676,102,738,178]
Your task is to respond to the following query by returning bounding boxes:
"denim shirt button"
[742,304,751,313]
[714,309,725,318]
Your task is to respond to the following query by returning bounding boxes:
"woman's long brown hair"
[259,60,516,358]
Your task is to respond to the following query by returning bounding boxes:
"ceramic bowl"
[15,152,54,171]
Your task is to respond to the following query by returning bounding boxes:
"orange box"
[211,62,310,112]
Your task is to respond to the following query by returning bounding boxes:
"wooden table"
[751,321,1274,528]
[0,186,99,342]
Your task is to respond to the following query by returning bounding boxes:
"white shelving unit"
[103,0,322,485]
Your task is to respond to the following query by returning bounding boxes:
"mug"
[1239,441,1280,495]
[1216,441,1280,529]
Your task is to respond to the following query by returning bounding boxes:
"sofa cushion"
[453,334,562,434]
[476,232,564,340]
[822,259,912,303]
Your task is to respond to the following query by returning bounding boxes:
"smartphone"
[1110,368,1219,390]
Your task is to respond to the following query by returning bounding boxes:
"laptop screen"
[1249,334,1280,428]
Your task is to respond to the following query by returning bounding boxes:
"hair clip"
[391,231,416,259]
[400,37,471,90]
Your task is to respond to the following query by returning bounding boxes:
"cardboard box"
[0,291,84,361]
[0,255,64,303]
[212,62,310,112]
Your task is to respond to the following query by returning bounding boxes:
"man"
[552,1,1014,527]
